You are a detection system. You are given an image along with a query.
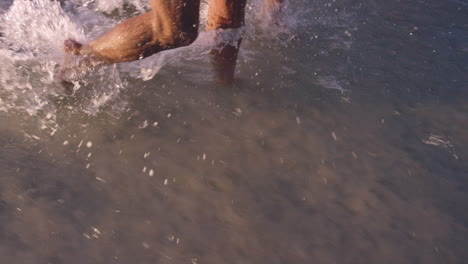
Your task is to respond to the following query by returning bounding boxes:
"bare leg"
[257,0,284,29]
[206,0,246,84]
[263,0,284,14]
[61,0,284,84]
[64,0,200,63]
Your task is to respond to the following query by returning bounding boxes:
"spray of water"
[0,0,354,123]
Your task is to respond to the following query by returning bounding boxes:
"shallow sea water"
[0,0,467,263]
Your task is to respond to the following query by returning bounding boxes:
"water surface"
[0,0,467,263]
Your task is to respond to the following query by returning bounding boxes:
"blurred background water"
[0,0,467,263]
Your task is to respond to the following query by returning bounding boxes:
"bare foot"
[55,39,90,90]
[64,39,83,55]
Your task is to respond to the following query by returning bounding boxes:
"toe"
[64,39,83,55]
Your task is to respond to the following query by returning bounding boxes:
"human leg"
[64,0,200,63]
[206,0,247,84]
[264,0,284,13]
[256,0,285,29]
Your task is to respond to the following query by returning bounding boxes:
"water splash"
[2,0,84,54]
[0,0,356,120]
[0,0,125,119]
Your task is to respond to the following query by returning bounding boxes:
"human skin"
[206,0,247,84]
[63,0,282,83]
[65,0,200,63]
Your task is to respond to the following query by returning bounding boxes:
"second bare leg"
[206,0,247,84]
[206,0,284,84]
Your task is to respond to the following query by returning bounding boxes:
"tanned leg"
[206,0,247,84]
[61,0,284,85]
[256,0,284,29]
[264,0,284,14]
[64,0,200,63]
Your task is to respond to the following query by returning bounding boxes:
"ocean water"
[0,0,467,263]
